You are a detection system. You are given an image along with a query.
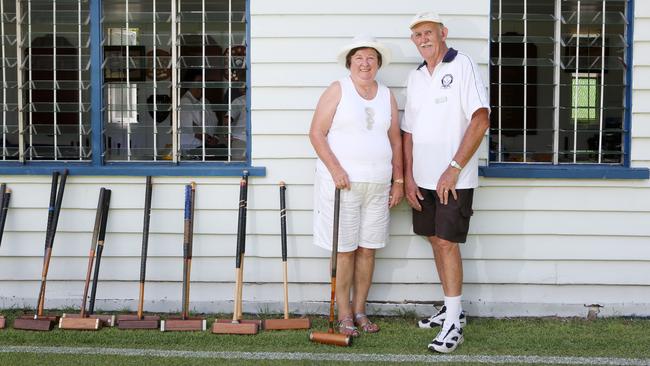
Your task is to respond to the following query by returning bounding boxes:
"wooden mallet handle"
[328,188,341,333]
[138,176,153,319]
[81,188,106,318]
[89,188,110,315]
[279,181,289,319]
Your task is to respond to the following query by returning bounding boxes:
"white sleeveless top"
[316,76,393,184]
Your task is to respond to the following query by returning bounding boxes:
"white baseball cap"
[337,34,392,68]
[409,11,443,29]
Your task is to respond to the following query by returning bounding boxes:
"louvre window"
[490,0,628,164]
[0,0,248,165]
[1,0,91,161]
[102,0,247,162]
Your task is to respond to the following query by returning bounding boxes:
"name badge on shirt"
[434,96,448,104]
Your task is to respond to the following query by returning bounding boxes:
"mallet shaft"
[279,182,289,319]
[0,185,10,248]
[37,170,68,316]
[138,176,153,319]
[328,188,341,333]
[81,188,106,318]
[89,188,110,314]
[181,184,191,320]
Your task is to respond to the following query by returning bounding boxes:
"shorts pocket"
[459,189,474,218]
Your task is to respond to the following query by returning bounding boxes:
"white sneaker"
[428,323,464,353]
[417,306,467,329]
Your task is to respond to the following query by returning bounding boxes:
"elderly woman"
[309,35,404,336]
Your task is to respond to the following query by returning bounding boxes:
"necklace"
[353,80,376,100]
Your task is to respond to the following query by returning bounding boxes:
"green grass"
[1,309,650,365]
[0,354,479,366]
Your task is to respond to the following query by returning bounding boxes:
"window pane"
[0,0,19,160]
[489,0,628,165]
[571,76,598,120]
[2,0,92,161]
[102,0,248,162]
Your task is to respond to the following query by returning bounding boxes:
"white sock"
[442,295,462,331]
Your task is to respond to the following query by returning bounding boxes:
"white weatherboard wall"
[1,0,649,318]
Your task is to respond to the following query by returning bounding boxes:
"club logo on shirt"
[441,74,453,89]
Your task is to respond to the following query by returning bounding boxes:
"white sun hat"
[409,11,443,29]
[337,34,392,68]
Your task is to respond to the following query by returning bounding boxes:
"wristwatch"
[450,160,463,170]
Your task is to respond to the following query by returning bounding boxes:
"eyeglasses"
[365,107,375,130]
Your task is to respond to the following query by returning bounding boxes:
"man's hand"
[405,176,423,211]
[436,166,460,205]
[205,134,220,147]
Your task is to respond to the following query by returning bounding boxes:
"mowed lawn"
[1,309,649,365]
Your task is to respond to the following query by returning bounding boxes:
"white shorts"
[313,176,391,253]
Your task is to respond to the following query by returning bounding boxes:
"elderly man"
[179,69,221,158]
[402,12,490,353]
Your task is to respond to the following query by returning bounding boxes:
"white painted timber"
[4,253,650,286]
[631,138,650,161]
[0,0,649,317]
[3,232,650,261]
[633,41,650,65]
[632,90,650,113]
[250,0,489,16]
[251,14,488,40]
[632,113,650,137]
[636,2,650,18]
[250,110,312,135]
[251,38,489,69]
[251,63,415,88]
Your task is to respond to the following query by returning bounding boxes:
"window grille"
[1,0,91,161]
[102,0,247,162]
[490,0,628,164]
[0,0,248,164]
[0,0,18,160]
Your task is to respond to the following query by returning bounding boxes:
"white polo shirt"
[179,91,219,149]
[401,48,489,190]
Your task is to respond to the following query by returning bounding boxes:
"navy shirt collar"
[416,48,458,70]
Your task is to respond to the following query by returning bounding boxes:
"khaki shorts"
[412,188,474,243]
[313,176,390,252]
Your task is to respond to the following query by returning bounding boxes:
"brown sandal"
[354,313,380,333]
[338,315,360,337]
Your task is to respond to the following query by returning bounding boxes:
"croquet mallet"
[15,170,68,331]
[309,188,351,346]
[82,188,115,326]
[0,183,10,329]
[61,188,114,327]
[117,176,160,329]
[59,188,108,330]
[212,170,259,334]
[160,182,206,331]
[263,182,310,330]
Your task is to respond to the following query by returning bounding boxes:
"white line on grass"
[1,346,649,365]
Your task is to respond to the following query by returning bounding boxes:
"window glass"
[490,0,627,165]
[1,0,91,161]
[0,0,248,164]
[102,0,247,162]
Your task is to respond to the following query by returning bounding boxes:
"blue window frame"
[483,0,647,179]
[0,0,264,176]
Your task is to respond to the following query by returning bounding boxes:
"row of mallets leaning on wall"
[0,170,352,346]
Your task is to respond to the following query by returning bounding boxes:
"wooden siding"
[0,0,649,317]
